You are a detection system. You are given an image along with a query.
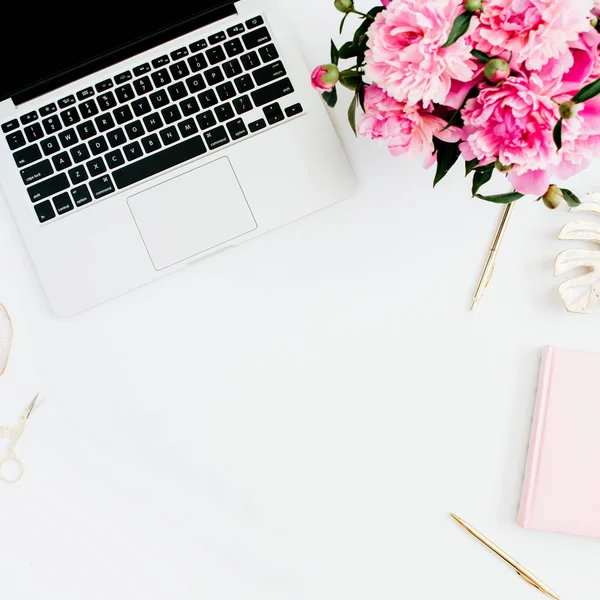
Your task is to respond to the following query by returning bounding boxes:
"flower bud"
[464,0,482,11]
[559,101,578,119]
[484,58,511,84]
[591,15,599,29]
[495,159,513,173]
[542,184,564,210]
[334,0,354,13]
[310,64,340,92]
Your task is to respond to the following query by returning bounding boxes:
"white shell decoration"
[556,196,600,314]
[0,304,13,376]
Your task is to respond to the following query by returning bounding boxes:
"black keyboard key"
[28,173,69,202]
[87,156,107,176]
[41,136,60,155]
[115,71,132,84]
[169,61,190,80]
[152,69,171,88]
[233,95,253,115]
[96,79,114,92]
[141,133,161,153]
[246,16,264,29]
[97,92,117,111]
[243,27,271,50]
[199,89,219,109]
[89,136,109,155]
[241,51,261,71]
[204,126,229,150]
[227,24,245,36]
[90,174,115,199]
[150,90,170,109]
[20,111,38,125]
[217,82,236,101]
[224,39,244,57]
[178,118,198,138]
[40,103,57,116]
[253,61,286,86]
[252,78,294,107]
[58,128,78,148]
[114,105,134,124]
[285,103,303,117]
[207,47,226,65]
[2,119,19,133]
[180,97,200,117]
[71,184,92,207]
[205,67,225,86]
[133,63,151,76]
[161,105,182,125]
[76,121,97,141]
[25,123,44,143]
[58,95,76,108]
[52,151,72,171]
[152,55,170,68]
[168,82,188,102]
[107,128,127,148]
[132,97,152,117]
[197,110,217,130]
[223,59,243,78]
[234,74,255,93]
[188,53,208,73]
[61,108,80,126]
[6,130,26,150]
[186,74,206,94]
[95,114,115,132]
[106,149,125,168]
[248,118,266,133]
[115,84,135,104]
[264,102,285,125]
[190,39,207,53]
[53,192,74,215]
[209,31,226,44]
[14,144,42,167]
[68,165,88,184]
[215,103,235,123]
[80,99,99,118]
[35,200,55,223]
[171,47,189,60]
[20,159,53,185]
[133,76,153,96]
[124,141,143,161]
[226,118,248,140]
[125,120,145,140]
[113,136,207,189]
[70,144,91,163]
[143,113,163,132]
[42,116,62,134]
[77,87,95,101]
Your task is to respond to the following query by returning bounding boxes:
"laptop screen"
[1,3,236,104]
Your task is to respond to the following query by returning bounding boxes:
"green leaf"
[471,49,491,62]
[339,12,350,35]
[471,163,494,196]
[443,84,479,130]
[465,158,480,175]
[561,188,582,208]
[442,12,473,49]
[348,94,359,136]
[553,119,563,150]
[322,87,338,108]
[358,84,366,112]
[339,41,359,60]
[330,40,340,65]
[572,76,600,104]
[432,138,461,187]
[340,74,362,91]
[475,191,525,204]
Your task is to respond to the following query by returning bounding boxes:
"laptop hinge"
[12,3,237,106]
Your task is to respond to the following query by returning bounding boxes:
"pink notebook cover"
[519,346,600,538]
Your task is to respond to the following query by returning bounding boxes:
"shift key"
[251,78,294,107]
[27,173,69,203]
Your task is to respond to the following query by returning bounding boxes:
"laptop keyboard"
[1,16,303,224]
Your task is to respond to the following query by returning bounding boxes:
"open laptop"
[0,1,355,317]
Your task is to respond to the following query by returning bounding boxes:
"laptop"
[0,1,355,317]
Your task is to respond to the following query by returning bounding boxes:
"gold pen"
[451,514,560,600]
[470,202,515,311]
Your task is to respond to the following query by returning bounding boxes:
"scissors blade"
[24,394,39,420]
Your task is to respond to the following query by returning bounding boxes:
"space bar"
[113,137,208,190]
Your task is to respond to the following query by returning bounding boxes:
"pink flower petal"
[508,169,552,197]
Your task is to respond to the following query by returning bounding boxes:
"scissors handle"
[0,452,25,484]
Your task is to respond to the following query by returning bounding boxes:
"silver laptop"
[0,0,355,317]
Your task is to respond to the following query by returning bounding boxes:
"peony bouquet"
[311,0,600,208]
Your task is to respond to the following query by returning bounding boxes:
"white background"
[2,1,600,598]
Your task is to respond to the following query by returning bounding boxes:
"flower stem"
[351,9,374,19]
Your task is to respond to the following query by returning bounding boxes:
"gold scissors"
[0,394,39,484]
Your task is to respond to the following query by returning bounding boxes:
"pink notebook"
[519,346,600,538]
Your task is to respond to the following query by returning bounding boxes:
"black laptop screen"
[1,3,236,103]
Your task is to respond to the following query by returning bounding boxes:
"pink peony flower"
[358,85,462,167]
[472,0,593,72]
[381,0,390,5]
[365,0,477,108]
[311,64,339,92]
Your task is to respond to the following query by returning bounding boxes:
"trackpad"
[128,158,257,270]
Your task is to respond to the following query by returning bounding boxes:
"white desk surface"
[2,3,600,598]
